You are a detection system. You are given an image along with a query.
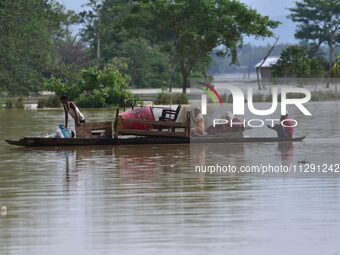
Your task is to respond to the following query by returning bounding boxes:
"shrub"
[5,99,13,109]
[15,97,25,109]
[311,91,340,101]
[155,92,188,104]
[44,64,131,108]
[37,95,60,108]
[272,45,325,78]
[251,93,264,102]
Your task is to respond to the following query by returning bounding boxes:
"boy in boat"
[60,95,85,128]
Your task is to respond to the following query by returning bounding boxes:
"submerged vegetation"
[3,97,25,109]
[37,95,61,109]
[155,92,189,105]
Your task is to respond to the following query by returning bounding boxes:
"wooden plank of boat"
[4,137,190,146]
[5,137,118,146]
[5,136,305,147]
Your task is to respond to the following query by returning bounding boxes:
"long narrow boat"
[5,136,305,147]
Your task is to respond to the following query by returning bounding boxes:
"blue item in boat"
[59,124,71,138]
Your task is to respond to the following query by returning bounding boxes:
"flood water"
[0,103,340,255]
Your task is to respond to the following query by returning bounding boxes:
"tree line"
[0,0,339,98]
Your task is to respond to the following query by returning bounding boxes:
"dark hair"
[59,95,68,101]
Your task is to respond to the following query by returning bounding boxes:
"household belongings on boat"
[46,124,72,138]
[115,105,190,138]
[45,122,113,139]
[5,105,306,147]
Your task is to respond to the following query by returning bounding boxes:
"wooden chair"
[158,104,181,131]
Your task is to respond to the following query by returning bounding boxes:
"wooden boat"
[4,108,305,147]
[5,136,305,147]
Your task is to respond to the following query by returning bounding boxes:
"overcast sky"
[240,0,295,16]
[61,0,298,45]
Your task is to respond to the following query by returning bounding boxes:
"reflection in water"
[1,104,340,255]
[62,147,116,192]
[191,143,244,171]
[278,142,294,162]
[118,145,190,182]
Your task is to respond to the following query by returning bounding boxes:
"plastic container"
[119,106,155,130]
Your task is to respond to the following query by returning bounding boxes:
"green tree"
[80,0,174,89]
[0,0,68,95]
[289,0,340,82]
[272,45,324,78]
[332,56,340,76]
[120,38,175,88]
[53,32,91,83]
[331,56,340,92]
[126,0,279,93]
[45,64,133,107]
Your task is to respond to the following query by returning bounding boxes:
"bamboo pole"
[114,108,120,140]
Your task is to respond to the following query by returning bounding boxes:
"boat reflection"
[115,144,190,182]
[15,140,294,193]
[57,146,115,191]
[277,142,294,162]
[191,143,245,168]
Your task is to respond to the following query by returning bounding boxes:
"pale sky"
[59,0,87,12]
[240,0,295,16]
[60,0,298,45]
[240,0,297,45]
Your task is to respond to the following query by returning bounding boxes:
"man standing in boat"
[60,95,85,128]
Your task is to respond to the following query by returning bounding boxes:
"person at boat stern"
[60,95,85,128]
[281,113,294,138]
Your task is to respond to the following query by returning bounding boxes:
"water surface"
[0,103,340,255]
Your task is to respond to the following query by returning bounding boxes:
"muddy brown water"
[0,103,340,255]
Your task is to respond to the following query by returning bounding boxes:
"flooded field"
[0,103,340,255]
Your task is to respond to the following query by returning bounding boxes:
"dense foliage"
[272,46,324,78]
[3,0,338,102]
[79,0,176,89]
[80,0,279,93]
[289,0,340,78]
[0,0,70,95]
[123,0,279,92]
[45,65,134,108]
[155,92,189,105]
[331,56,340,78]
